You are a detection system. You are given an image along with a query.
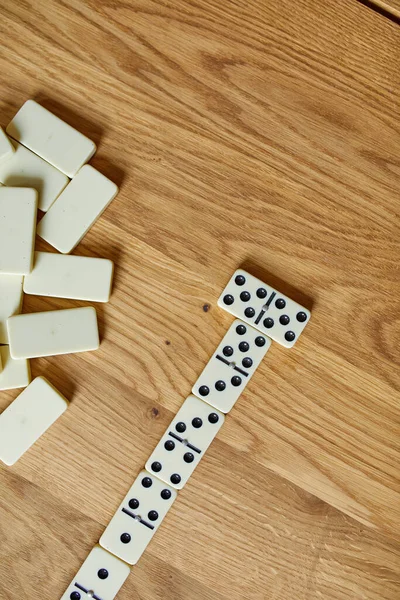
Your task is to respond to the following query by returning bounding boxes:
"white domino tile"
[0,376,68,465]
[0,187,37,275]
[8,306,99,359]
[7,100,96,178]
[24,251,114,302]
[192,319,271,413]
[100,471,177,565]
[37,165,118,254]
[0,126,14,164]
[60,545,130,600]
[146,395,225,489]
[218,269,311,348]
[0,346,30,391]
[0,139,69,212]
[0,275,23,343]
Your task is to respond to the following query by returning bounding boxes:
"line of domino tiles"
[0,100,119,464]
[60,269,311,600]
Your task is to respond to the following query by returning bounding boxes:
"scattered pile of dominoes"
[0,100,311,600]
[59,270,311,599]
[0,100,118,465]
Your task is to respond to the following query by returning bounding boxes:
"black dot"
[279,315,290,325]
[235,275,246,286]
[236,324,246,335]
[231,376,242,387]
[242,357,253,368]
[184,452,194,463]
[128,498,139,510]
[171,473,181,485]
[198,385,209,397]
[239,341,249,352]
[223,294,234,306]
[161,489,172,500]
[70,593,81,600]
[255,336,266,347]
[148,510,159,521]
[244,307,255,318]
[240,291,250,302]
[176,421,186,433]
[120,533,131,544]
[97,569,108,580]
[151,462,162,473]
[285,331,296,342]
[192,417,203,428]
[297,311,307,323]
[256,288,267,299]
[215,380,226,391]
[164,440,175,451]
[223,345,234,357]
[142,476,152,488]
[275,298,286,309]
[263,317,274,329]
[208,413,219,424]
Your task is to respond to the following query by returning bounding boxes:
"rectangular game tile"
[60,545,130,600]
[0,187,37,275]
[0,376,68,465]
[0,126,14,163]
[7,100,96,177]
[0,346,31,391]
[218,269,311,348]
[0,139,69,211]
[100,470,177,565]
[37,165,118,253]
[0,274,23,343]
[8,306,99,359]
[24,251,114,302]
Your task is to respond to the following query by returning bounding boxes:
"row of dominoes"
[60,269,311,600]
[0,100,119,465]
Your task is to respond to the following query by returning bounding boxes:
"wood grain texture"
[0,0,399,598]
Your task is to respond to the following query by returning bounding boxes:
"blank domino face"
[218,269,311,348]
[37,165,118,254]
[0,376,68,465]
[7,100,96,178]
[0,126,14,163]
[24,252,114,302]
[8,306,99,359]
[192,320,271,413]
[100,471,177,565]
[0,274,23,343]
[60,546,130,600]
[0,187,37,275]
[0,346,30,391]
[146,395,225,489]
[0,139,69,212]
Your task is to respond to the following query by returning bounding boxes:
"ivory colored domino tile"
[0,139,69,211]
[24,251,114,302]
[0,127,14,164]
[0,188,37,275]
[0,376,68,465]
[0,275,24,343]
[60,546,130,600]
[8,306,99,359]
[7,100,96,178]
[0,346,30,391]
[37,165,118,254]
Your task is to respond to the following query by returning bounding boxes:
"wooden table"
[0,1,399,598]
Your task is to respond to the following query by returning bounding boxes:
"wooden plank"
[1,463,399,600]
[0,0,399,597]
